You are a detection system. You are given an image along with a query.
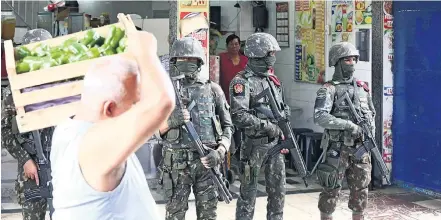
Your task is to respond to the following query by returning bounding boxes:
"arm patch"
[232,83,245,97]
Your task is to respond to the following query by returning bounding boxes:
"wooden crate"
[4,21,133,133]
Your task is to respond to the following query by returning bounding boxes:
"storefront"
[206,0,440,195]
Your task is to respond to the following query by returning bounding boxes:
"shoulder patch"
[356,80,370,92]
[324,83,333,88]
[232,83,245,96]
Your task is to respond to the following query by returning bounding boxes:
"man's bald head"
[81,57,140,120]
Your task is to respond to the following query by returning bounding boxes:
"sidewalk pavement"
[2,188,441,220]
[2,149,441,219]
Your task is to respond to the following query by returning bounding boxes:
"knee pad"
[316,163,340,189]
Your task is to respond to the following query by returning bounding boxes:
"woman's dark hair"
[226,34,240,46]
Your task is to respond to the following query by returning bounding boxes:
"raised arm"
[79,15,175,181]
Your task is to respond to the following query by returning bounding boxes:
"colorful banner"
[354,0,372,27]
[331,0,355,45]
[294,0,326,84]
[177,0,210,79]
[382,1,394,181]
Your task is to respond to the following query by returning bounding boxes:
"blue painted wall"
[393,1,441,193]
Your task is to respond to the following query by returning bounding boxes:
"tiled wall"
[266,1,324,132]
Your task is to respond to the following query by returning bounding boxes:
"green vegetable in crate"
[69,53,87,63]
[32,44,50,57]
[68,42,88,55]
[16,46,31,60]
[81,30,96,46]
[40,58,58,69]
[86,47,101,59]
[116,47,124,54]
[62,37,79,52]
[56,53,71,65]
[110,28,125,49]
[81,30,105,48]
[22,56,43,71]
[98,45,115,56]
[118,36,127,50]
[50,46,62,54]
[102,47,115,56]
[90,36,105,48]
[104,25,116,46]
[16,62,30,74]
[50,51,63,59]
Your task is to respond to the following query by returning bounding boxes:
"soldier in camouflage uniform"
[158,37,233,220]
[230,33,290,220]
[1,29,54,220]
[313,42,375,220]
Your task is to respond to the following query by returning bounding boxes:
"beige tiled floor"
[3,191,440,220]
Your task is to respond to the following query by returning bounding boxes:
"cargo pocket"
[316,163,340,189]
[161,171,174,198]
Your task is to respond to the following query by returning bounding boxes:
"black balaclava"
[174,60,201,84]
[247,53,276,76]
[332,58,355,82]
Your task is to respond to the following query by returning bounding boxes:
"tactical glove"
[167,108,189,128]
[202,145,226,168]
[264,120,283,139]
[345,121,363,137]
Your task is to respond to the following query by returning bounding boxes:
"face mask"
[174,61,200,79]
[340,61,355,79]
[248,55,276,76]
[264,55,276,67]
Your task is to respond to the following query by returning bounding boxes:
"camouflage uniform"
[313,42,375,220]
[1,29,54,220]
[230,33,288,220]
[159,37,233,220]
[2,86,54,220]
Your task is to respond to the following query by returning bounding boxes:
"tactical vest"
[164,82,222,148]
[331,80,373,120]
[244,71,285,138]
[328,80,374,142]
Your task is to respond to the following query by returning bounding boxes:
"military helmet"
[328,42,359,67]
[170,37,205,65]
[244,33,281,58]
[22,29,53,45]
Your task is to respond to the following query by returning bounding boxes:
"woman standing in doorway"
[219,34,248,104]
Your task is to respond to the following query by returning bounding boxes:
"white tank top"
[50,118,160,220]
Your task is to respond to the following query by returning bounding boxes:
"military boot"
[352,212,365,220]
[320,212,333,220]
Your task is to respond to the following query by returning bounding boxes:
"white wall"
[213,1,374,132]
[209,0,240,33]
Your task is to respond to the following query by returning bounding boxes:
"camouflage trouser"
[317,142,372,215]
[15,167,48,220]
[161,149,219,220]
[236,138,286,220]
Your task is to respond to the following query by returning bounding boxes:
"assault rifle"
[337,92,391,185]
[23,130,53,201]
[171,76,233,203]
[254,83,309,187]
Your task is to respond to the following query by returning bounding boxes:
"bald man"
[49,15,175,220]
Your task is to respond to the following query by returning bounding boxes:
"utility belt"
[162,148,199,171]
[161,142,217,169]
[244,136,276,145]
